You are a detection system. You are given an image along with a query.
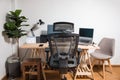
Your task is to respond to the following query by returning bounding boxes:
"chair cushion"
[90,52,112,60]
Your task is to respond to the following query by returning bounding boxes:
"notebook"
[79,28,94,45]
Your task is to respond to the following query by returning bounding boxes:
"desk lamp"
[30,19,45,36]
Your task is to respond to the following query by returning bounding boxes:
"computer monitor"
[47,24,61,34]
[79,28,94,45]
[53,22,74,33]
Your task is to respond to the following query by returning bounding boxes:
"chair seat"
[90,52,112,60]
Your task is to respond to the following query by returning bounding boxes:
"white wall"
[17,0,120,65]
[0,0,14,79]
[0,0,120,79]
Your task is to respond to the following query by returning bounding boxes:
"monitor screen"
[79,28,94,38]
[47,24,61,34]
[53,22,74,32]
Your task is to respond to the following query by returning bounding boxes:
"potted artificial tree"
[3,9,29,57]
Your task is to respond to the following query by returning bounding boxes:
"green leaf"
[20,16,27,19]
[15,9,22,17]
[10,9,22,17]
[20,24,29,26]
[4,22,16,30]
[10,11,16,16]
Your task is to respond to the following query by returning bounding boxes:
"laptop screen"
[79,28,94,38]
[79,28,94,45]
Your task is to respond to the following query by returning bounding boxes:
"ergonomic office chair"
[46,33,79,80]
[90,37,115,80]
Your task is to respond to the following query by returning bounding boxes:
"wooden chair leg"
[92,59,97,69]
[102,60,105,80]
[41,63,46,80]
[107,59,112,73]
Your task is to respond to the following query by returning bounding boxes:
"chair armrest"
[45,48,50,63]
[45,48,50,53]
[77,48,82,53]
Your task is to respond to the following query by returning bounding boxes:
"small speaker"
[36,35,48,43]
[40,35,48,43]
[36,36,40,43]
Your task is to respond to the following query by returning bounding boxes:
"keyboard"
[78,39,91,45]
[80,39,90,43]
[78,42,90,45]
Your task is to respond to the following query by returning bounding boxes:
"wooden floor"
[3,66,120,80]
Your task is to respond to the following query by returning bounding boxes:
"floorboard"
[2,66,120,80]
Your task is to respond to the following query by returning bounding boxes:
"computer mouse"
[39,44,43,47]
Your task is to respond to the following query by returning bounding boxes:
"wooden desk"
[20,43,99,80]
[20,43,48,58]
[74,45,99,80]
[20,43,98,49]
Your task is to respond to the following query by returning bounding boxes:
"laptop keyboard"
[80,39,90,43]
[79,39,92,45]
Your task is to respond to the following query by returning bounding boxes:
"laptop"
[79,28,94,45]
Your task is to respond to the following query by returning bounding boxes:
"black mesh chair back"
[53,22,74,32]
[48,33,79,73]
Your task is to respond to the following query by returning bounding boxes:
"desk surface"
[78,45,99,49]
[20,43,48,49]
[20,43,99,50]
